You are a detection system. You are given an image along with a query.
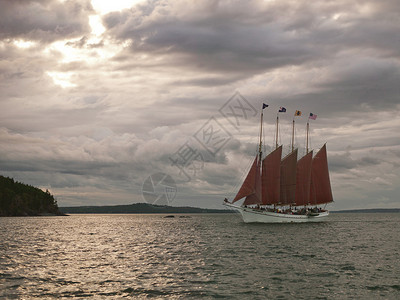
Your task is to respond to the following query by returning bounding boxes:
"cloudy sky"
[1,0,399,210]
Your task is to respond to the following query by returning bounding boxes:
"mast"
[306,121,309,154]
[232,105,265,205]
[275,115,279,149]
[259,111,263,161]
[291,119,295,153]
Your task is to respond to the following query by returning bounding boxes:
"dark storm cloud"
[101,0,400,112]
[314,58,400,108]
[103,2,314,77]
[103,1,400,74]
[0,0,93,42]
[275,63,400,116]
[173,75,245,87]
[329,151,381,173]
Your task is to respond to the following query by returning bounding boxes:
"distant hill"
[332,208,400,213]
[0,175,63,217]
[59,204,400,214]
[60,203,234,214]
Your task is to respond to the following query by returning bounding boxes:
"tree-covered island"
[0,175,63,216]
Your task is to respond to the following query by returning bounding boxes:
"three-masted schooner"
[223,105,333,223]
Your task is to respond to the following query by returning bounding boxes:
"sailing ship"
[223,106,333,223]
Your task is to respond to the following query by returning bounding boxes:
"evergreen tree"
[0,175,63,216]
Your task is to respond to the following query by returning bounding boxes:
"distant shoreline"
[331,208,400,213]
[59,203,399,214]
[59,203,234,214]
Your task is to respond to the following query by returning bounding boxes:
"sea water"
[1,213,399,299]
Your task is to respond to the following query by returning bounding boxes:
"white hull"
[224,203,329,223]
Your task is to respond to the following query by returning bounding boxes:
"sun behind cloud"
[91,0,144,15]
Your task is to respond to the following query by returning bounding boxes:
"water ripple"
[0,213,399,299]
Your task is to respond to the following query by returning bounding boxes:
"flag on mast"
[309,113,317,120]
[262,103,269,109]
[294,110,302,116]
[279,107,286,113]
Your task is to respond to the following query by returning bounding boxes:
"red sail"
[310,144,333,205]
[261,146,282,205]
[280,149,298,205]
[233,156,262,204]
[294,151,313,206]
[243,157,262,205]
